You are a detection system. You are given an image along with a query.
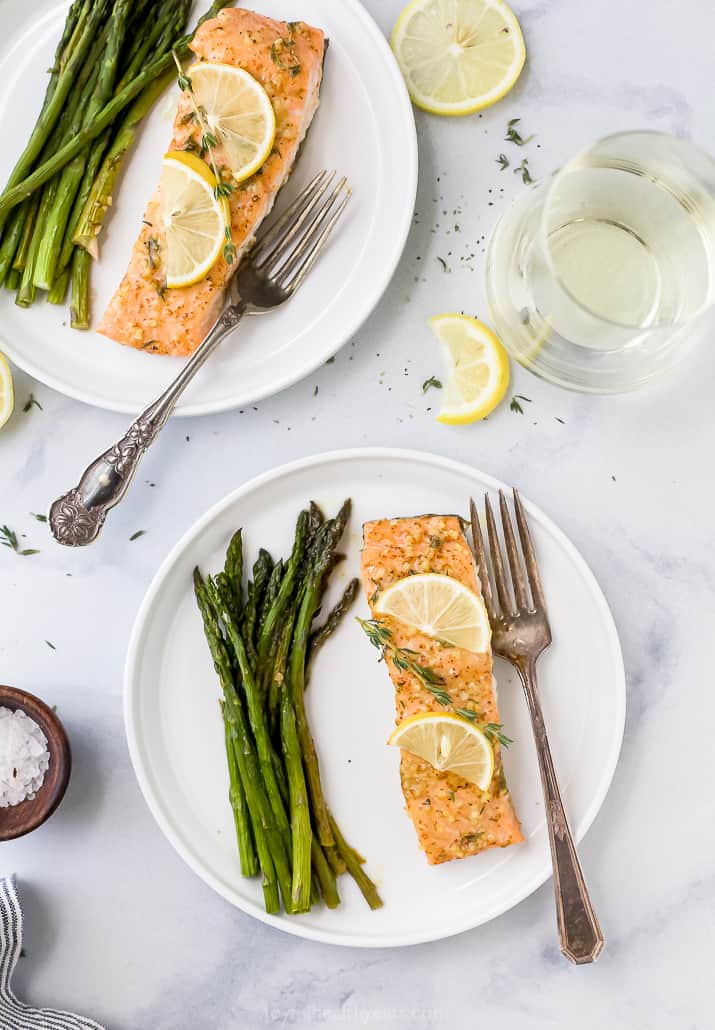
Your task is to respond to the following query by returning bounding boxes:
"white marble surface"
[2,0,715,1026]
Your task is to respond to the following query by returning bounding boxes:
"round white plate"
[124,449,625,947]
[0,1,416,416]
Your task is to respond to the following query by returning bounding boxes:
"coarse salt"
[0,707,50,807]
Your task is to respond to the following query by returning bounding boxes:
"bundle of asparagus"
[193,500,383,915]
[0,0,231,326]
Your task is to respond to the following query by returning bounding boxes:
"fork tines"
[470,489,548,619]
[252,170,351,292]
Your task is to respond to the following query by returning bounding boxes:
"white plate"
[124,449,625,947]
[0,1,416,416]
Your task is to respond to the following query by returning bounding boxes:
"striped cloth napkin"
[0,876,106,1030]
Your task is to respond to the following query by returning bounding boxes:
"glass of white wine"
[485,131,715,392]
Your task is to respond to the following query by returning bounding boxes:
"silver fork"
[470,490,605,964]
[49,171,351,547]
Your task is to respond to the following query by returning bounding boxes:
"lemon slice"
[375,572,491,652]
[392,0,526,116]
[0,354,14,429]
[430,314,509,424]
[160,151,230,289]
[389,712,494,789]
[187,63,276,183]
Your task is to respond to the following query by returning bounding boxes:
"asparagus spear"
[243,549,273,658]
[205,576,293,858]
[310,838,340,909]
[0,203,29,285]
[70,248,91,328]
[222,702,258,878]
[47,267,70,305]
[258,560,284,638]
[0,0,233,223]
[307,579,361,669]
[288,502,352,848]
[267,610,295,729]
[194,569,288,913]
[329,815,383,910]
[11,195,41,273]
[4,269,20,291]
[0,0,108,232]
[280,690,312,912]
[256,509,310,665]
[34,0,133,290]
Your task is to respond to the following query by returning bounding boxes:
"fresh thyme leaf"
[177,71,193,92]
[497,153,510,170]
[326,356,335,365]
[270,36,302,75]
[0,525,18,550]
[510,394,531,414]
[23,394,42,412]
[45,640,56,650]
[223,226,237,265]
[214,181,235,199]
[31,513,47,523]
[129,530,146,541]
[146,236,160,271]
[19,549,39,556]
[201,131,218,152]
[505,118,534,146]
[422,376,443,393]
[514,158,533,184]
[357,617,392,649]
[483,723,513,748]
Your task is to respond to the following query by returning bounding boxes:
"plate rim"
[0,0,418,417]
[123,446,626,948]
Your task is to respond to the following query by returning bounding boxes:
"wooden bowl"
[0,686,71,841]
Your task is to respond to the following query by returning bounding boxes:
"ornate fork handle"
[50,302,246,547]
[517,658,605,964]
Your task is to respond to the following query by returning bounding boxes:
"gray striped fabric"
[0,877,106,1030]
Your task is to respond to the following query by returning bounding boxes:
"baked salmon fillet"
[361,515,523,865]
[98,7,326,356]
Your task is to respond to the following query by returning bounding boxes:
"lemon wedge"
[0,354,14,429]
[392,0,526,116]
[187,63,276,183]
[389,712,495,789]
[375,572,491,652]
[430,314,510,424]
[160,150,230,289]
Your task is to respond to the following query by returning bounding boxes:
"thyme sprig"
[357,618,511,747]
[505,118,534,146]
[1,525,39,556]
[172,51,237,264]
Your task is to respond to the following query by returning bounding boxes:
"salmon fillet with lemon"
[98,7,326,356]
[361,515,523,865]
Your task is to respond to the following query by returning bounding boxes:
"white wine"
[545,167,711,333]
[486,132,715,392]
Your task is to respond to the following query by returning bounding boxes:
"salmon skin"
[361,515,523,865]
[98,7,326,356]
